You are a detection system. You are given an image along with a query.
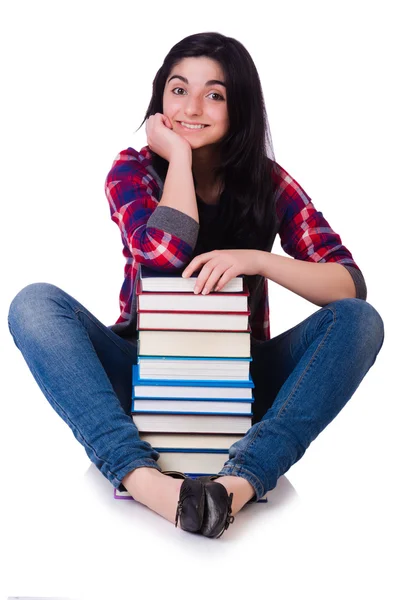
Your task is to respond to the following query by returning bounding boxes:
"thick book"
[138,330,251,358]
[133,386,253,399]
[131,398,254,414]
[136,279,249,312]
[132,413,252,433]
[141,449,229,473]
[135,358,253,381]
[138,432,245,449]
[137,310,250,331]
[140,264,244,293]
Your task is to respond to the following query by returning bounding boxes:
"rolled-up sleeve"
[275,165,367,300]
[104,148,199,271]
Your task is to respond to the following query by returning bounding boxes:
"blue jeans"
[8,283,384,503]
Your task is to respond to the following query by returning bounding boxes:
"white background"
[1,1,396,599]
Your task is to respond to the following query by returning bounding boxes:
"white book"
[131,399,252,414]
[157,451,230,473]
[138,330,251,358]
[132,413,252,433]
[140,265,244,293]
[137,357,252,380]
[139,432,244,449]
[137,293,249,312]
[132,384,253,399]
[138,310,250,331]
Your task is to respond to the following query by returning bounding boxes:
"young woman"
[8,32,384,539]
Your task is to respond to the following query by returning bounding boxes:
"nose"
[184,95,204,116]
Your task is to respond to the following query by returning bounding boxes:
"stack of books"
[114,264,267,502]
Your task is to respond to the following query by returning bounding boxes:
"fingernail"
[202,288,209,295]
[194,286,199,294]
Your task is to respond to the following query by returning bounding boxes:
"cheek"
[165,100,182,114]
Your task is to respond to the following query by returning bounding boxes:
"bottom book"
[114,483,268,503]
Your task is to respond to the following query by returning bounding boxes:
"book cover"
[131,398,254,414]
[135,357,253,381]
[138,431,246,449]
[132,364,255,388]
[140,264,244,293]
[131,413,252,433]
[137,310,250,331]
[136,278,250,312]
[138,330,251,358]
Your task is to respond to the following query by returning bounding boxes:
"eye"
[172,87,186,95]
[171,87,224,101]
[208,92,224,101]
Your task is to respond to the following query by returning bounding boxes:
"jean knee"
[335,298,384,355]
[8,282,64,336]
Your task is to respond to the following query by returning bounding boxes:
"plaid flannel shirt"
[105,145,366,341]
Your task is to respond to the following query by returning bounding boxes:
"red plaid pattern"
[105,146,364,340]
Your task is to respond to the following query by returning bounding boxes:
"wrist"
[169,146,192,166]
[255,250,268,277]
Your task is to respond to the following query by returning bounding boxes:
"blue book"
[131,396,254,415]
[135,357,253,383]
[133,364,254,387]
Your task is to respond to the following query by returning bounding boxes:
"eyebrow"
[167,74,226,88]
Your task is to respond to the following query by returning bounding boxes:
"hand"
[145,113,192,162]
[181,249,264,294]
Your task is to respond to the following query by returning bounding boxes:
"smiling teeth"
[181,122,206,129]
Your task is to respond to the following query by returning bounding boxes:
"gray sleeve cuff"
[343,265,367,300]
[147,206,199,249]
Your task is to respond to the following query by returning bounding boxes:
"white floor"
[2,348,395,600]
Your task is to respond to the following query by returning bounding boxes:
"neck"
[192,145,222,190]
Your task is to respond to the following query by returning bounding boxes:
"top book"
[139,265,243,293]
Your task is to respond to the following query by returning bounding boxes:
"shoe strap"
[215,492,235,539]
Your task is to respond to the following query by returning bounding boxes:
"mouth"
[177,121,210,131]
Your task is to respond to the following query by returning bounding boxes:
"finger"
[182,252,214,278]
[195,263,225,295]
[192,261,219,294]
[214,267,236,291]
[201,265,227,295]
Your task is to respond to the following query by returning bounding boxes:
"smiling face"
[162,56,229,152]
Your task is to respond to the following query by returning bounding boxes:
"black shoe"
[199,480,235,539]
[196,475,221,483]
[174,478,206,533]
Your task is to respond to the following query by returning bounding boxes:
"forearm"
[257,251,356,306]
[158,148,199,223]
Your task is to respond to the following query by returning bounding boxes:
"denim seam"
[74,308,136,360]
[276,305,336,419]
[241,305,336,460]
[8,324,123,482]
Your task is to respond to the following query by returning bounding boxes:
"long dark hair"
[135,31,281,322]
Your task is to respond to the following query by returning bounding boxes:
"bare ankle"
[122,467,183,525]
[122,467,162,499]
[216,475,256,515]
